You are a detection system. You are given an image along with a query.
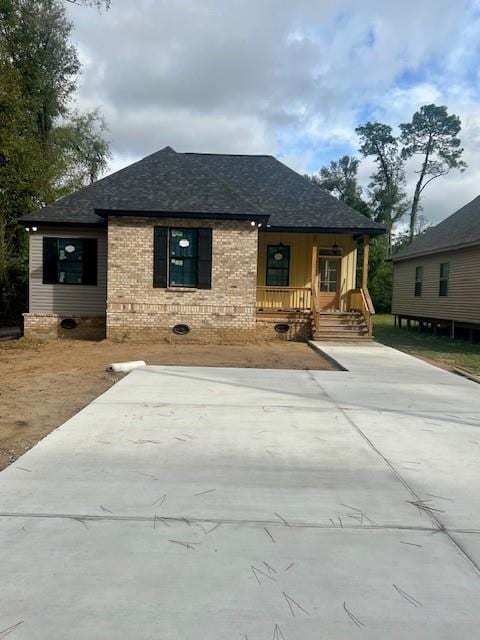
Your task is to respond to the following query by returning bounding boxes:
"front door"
[318,257,340,309]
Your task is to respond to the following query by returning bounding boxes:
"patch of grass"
[374,314,480,375]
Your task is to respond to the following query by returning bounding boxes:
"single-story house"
[21,146,384,343]
[392,195,480,339]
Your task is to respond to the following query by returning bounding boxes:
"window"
[43,237,97,285]
[439,262,449,296]
[169,228,198,287]
[153,227,212,289]
[319,247,342,257]
[414,266,423,297]
[266,245,290,286]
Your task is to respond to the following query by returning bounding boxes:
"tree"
[367,236,392,313]
[0,0,111,323]
[0,57,46,322]
[400,104,466,241]
[0,0,80,144]
[65,0,110,7]
[53,110,111,190]
[309,155,372,217]
[356,122,409,254]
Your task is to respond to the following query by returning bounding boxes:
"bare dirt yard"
[0,338,330,470]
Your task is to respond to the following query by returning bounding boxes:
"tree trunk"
[384,207,393,256]
[409,184,422,242]
[0,219,8,287]
[409,136,432,242]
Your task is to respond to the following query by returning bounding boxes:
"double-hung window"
[169,229,198,287]
[42,237,97,285]
[153,227,212,289]
[439,262,449,296]
[414,266,423,297]
[266,245,290,286]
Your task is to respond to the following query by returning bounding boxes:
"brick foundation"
[255,313,312,341]
[23,314,106,340]
[106,216,258,344]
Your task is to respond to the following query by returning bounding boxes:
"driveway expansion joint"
[307,366,480,579]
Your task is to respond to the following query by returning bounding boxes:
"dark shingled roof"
[22,146,385,233]
[393,195,480,261]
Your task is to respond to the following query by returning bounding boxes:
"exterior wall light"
[25,227,30,232]
[32,226,38,232]
[250,221,256,226]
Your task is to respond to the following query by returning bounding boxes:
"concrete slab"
[99,366,335,408]
[313,378,480,412]
[0,402,426,527]
[453,533,480,572]
[1,344,480,638]
[342,409,480,531]
[2,518,479,640]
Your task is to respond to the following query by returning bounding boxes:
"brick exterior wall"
[255,314,312,341]
[23,313,106,340]
[106,216,258,343]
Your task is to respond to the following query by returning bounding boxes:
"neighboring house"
[392,195,480,339]
[21,146,384,343]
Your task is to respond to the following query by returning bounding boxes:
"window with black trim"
[43,237,97,285]
[414,266,423,297]
[439,262,449,297]
[153,227,212,289]
[266,245,290,286]
[169,228,198,287]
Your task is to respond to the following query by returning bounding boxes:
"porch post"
[362,234,369,289]
[311,235,318,295]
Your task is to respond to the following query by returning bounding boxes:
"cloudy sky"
[67,0,480,225]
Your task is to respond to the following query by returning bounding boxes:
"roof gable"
[393,195,480,261]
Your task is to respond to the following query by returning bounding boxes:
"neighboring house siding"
[28,226,107,315]
[107,216,258,342]
[392,245,480,324]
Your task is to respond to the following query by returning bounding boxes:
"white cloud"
[67,0,480,225]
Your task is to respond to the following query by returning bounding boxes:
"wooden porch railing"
[348,287,375,336]
[256,286,312,312]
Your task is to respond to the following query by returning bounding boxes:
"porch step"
[316,312,362,319]
[318,319,366,327]
[315,335,372,341]
[313,310,371,341]
[317,325,369,334]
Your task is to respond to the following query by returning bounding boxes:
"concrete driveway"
[1,343,480,638]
